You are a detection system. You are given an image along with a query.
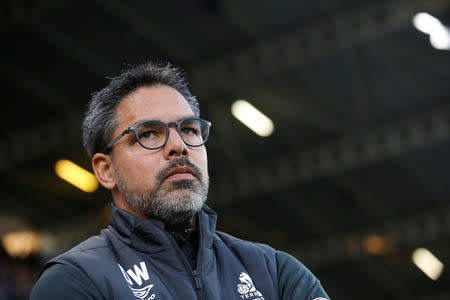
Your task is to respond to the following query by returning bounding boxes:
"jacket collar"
[109,203,217,252]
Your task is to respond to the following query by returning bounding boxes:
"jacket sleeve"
[276,251,330,300]
[30,263,103,299]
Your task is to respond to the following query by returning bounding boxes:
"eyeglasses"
[104,118,211,154]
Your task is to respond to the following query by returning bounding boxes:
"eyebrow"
[133,115,196,125]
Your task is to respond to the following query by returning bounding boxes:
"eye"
[181,126,199,135]
[139,130,156,139]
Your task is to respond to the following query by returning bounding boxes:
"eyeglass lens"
[136,119,208,149]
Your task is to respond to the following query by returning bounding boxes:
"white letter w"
[126,262,149,286]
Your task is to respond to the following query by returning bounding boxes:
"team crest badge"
[130,284,155,300]
[236,272,265,299]
[118,262,156,300]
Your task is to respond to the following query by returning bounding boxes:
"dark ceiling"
[1,0,450,299]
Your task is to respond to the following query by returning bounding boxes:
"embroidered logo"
[118,262,156,300]
[236,272,265,300]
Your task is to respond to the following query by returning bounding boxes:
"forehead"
[115,85,194,126]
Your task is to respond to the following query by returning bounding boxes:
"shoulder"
[215,231,276,254]
[276,251,330,300]
[214,231,278,273]
[55,228,114,259]
[30,263,102,299]
[277,251,310,275]
[44,228,117,272]
[32,229,118,299]
[65,230,111,254]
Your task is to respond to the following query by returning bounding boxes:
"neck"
[165,215,197,232]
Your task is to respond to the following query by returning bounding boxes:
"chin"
[171,180,195,189]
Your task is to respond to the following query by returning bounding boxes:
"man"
[30,62,329,299]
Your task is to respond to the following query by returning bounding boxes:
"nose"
[163,127,189,159]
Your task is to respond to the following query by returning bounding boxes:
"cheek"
[118,154,160,183]
[195,148,209,178]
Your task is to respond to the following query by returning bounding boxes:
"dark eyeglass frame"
[103,118,211,154]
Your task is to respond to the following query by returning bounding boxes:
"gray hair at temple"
[81,62,200,158]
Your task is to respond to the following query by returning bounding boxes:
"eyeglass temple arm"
[103,127,132,153]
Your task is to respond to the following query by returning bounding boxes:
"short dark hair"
[81,62,200,157]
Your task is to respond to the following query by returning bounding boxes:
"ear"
[92,153,116,190]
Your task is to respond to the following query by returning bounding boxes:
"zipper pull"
[192,269,202,290]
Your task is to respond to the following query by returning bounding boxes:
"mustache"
[155,157,202,183]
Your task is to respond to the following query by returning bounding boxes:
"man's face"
[109,85,209,228]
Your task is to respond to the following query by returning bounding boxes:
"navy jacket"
[31,205,329,299]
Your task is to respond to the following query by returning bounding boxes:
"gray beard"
[114,158,209,229]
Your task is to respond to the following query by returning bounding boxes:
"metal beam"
[417,290,450,300]
[356,257,411,299]
[95,0,193,62]
[191,0,450,92]
[0,111,82,170]
[210,103,450,206]
[1,0,71,30]
[241,86,344,132]
[0,58,70,111]
[28,19,118,77]
[288,205,450,269]
[333,174,390,220]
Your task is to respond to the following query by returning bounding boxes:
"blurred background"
[1,0,450,299]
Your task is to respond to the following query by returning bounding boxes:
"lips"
[164,166,196,181]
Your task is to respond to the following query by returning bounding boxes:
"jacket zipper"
[194,227,209,300]
[166,232,206,299]
[192,269,202,290]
